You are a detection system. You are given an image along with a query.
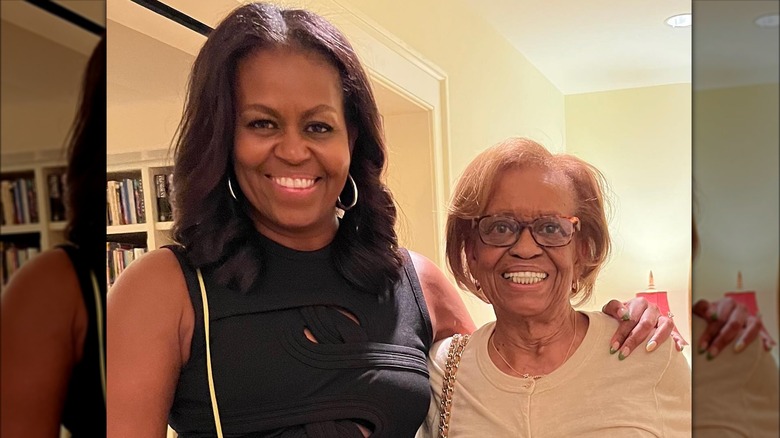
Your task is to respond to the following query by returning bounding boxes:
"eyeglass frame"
[471,214,582,248]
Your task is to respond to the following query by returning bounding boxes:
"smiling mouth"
[502,271,548,285]
[270,176,318,189]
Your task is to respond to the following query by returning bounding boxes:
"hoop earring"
[228,177,237,201]
[336,174,358,211]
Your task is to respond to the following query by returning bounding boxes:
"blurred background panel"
[692,0,779,360]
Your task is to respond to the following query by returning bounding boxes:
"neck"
[253,214,339,252]
[490,308,582,378]
[493,306,576,353]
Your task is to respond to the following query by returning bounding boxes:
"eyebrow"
[240,103,339,119]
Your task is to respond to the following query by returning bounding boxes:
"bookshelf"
[1,149,69,287]
[106,149,176,287]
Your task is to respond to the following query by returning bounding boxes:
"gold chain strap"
[437,333,471,438]
[197,268,224,438]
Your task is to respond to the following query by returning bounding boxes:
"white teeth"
[273,177,315,189]
[502,271,548,285]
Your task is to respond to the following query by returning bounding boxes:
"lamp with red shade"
[724,271,774,343]
[636,271,684,340]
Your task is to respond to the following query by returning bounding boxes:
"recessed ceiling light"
[754,13,779,28]
[665,13,692,28]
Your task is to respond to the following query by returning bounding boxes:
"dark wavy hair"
[172,2,401,294]
[65,34,106,262]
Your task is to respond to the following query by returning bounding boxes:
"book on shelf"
[155,174,173,222]
[106,177,145,226]
[1,242,40,286]
[0,177,38,226]
[106,241,147,287]
[133,178,146,223]
[47,173,66,222]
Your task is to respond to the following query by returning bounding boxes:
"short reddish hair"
[446,138,612,306]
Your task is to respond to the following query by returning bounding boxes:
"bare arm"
[107,249,194,437]
[1,249,85,438]
[408,251,476,341]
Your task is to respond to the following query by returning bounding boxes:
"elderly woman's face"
[467,166,580,318]
[233,48,351,243]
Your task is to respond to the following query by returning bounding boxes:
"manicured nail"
[710,312,718,322]
[621,309,630,321]
[706,347,719,360]
[734,340,746,353]
[618,347,630,360]
[646,340,658,352]
[610,341,620,354]
[698,340,709,354]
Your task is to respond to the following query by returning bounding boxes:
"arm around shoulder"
[107,248,193,437]
[408,250,476,342]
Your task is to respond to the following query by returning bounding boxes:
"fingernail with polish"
[734,340,745,353]
[706,347,719,360]
[698,341,708,354]
[646,340,658,352]
[618,347,630,361]
[621,310,630,321]
[610,341,619,354]
[710,312,718,322]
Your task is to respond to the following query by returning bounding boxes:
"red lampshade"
[723,290,775,343]
[635,290,684,340]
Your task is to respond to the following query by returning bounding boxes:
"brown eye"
[248,119,276,129]
[305,123,333,134]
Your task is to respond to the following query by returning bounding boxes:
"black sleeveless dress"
[58,243,106,437]
[166,234,433,437]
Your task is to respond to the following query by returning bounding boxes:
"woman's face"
[233,48,352,249]
[467,166,581,319]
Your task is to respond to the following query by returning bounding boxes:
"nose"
[274,130,311,165]
[508,227,543,258]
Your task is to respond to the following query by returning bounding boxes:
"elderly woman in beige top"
[423,138,691,437]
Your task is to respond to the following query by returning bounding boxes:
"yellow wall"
[341,0,567,173]
[0,21,87,155]
[338,0,566,325]
[693,84,779,348]
[565,84,693,347]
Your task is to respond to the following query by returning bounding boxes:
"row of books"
[48,173,67,222]
[1,178,39,226]
[155,173,174,222]
[1,242,40,286]
[107,178,146,226]
[107,242,147,288]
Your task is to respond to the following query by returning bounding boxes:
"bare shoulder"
[107,247,194,436]
[109,247,188,302]
[108,247,193,362]
[2,248,80,303]
[1,248,84,337]
[407,250,475,340]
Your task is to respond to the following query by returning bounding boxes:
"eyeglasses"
[474,215,581,248]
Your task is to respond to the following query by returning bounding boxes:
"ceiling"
[465,0,778,94]
[0,0,104,56]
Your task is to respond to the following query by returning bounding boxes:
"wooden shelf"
[0,223,43,235]
[155,221,173,231]
[49,221,67,231]
[107,224,148,235]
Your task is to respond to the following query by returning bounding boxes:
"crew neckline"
[256,231,333,261]
[475,311,602,393]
